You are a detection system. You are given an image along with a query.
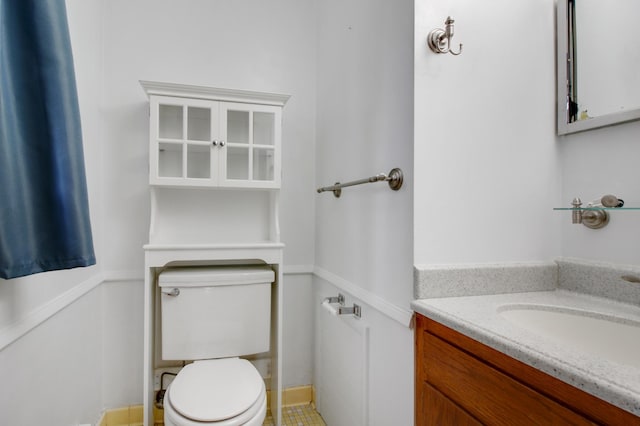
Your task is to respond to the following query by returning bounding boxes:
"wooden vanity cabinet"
[414,313,640,426]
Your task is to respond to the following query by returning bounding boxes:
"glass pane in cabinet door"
[187,144,210,178]
[253,112,275,146]
[227,146,249,180]
[159,105,183,139]
[227,110,249,144]
[253,148,274,181]
[158,142,183,177]
[187,107,211,141]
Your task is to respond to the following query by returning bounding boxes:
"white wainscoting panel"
[316,296,369,426]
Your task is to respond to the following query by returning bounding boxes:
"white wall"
[315,0,414,310]
[0,288,103,426]
[10,2,637,424]
[282,274,314,388]
[414,0,639,270]
[0,0,103,333]
[313,277,413,426]
[559,120,640,265]
[101,280,145,408]
[99,0,318,392]
[100,0,316,272]
[0,1,105,424]
[414,0,561,266]
[313,0,415,423]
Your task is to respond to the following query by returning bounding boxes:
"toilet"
[159,265,275,426]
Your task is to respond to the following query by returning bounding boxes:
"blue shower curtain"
[0,0,96,279]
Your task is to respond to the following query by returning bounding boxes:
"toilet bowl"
[164,358,267,426]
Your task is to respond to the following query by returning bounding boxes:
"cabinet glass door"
[158,104,184,178]
[154,98,217,184]
[226,109,250,180]
[252,111,275,181]
[185,106,212,179]
[222,104,279,186]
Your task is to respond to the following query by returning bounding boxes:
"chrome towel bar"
[317,168,403,198]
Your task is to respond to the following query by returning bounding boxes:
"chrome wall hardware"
[337,304,361,318]
[427,16,462,56]
[324,294,345,305]
[161,287,180,296]
[588,195,624,208]
[322,294,362,318]
[569,195,624,229]
[317,168,403,198]
[621,275,640,284]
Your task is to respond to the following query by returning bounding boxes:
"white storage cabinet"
[142,81,286,189]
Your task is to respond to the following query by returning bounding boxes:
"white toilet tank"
[159,265,274,361]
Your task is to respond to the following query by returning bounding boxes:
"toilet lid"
[168,358,264,422]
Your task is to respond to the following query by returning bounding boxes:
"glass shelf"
[554,207,640,211]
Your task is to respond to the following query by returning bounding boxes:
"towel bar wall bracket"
[317,168,403,198]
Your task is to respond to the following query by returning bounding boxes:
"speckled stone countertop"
[411,290,640,416]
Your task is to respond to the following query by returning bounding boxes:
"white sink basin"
[498,304,640,368]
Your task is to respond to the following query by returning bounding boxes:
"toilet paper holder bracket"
[338,303,361,318]
[323,293,361,318]
[324,293,345,305]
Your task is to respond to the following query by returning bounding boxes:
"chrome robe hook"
[427,16,463,56]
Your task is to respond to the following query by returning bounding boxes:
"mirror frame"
[557,0,640,135]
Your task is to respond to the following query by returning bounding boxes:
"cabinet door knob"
[212,140,219,146]
[219,140,226,147]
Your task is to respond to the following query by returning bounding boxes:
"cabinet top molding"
[140,80,290,107]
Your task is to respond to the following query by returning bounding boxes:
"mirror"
[557,0,640,135]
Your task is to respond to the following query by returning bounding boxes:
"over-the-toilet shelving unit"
[140,81,289,426]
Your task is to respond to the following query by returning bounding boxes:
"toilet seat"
[164,389,266,426]
[164,358,266,426]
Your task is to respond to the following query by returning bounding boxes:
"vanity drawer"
[423,331,593,425]
[420,382,481,426]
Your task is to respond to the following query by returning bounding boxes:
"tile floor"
[147,404,325,426]
[103,402,325,425]
[263,404,326,426]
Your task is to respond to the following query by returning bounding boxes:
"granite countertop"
[411,290,640,416]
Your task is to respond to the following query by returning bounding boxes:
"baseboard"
[98,405,143,426]
[99,386,317,425]
[95,411,106,426]
[282,385,315,407]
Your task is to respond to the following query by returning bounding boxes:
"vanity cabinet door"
[414,314,639,426]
